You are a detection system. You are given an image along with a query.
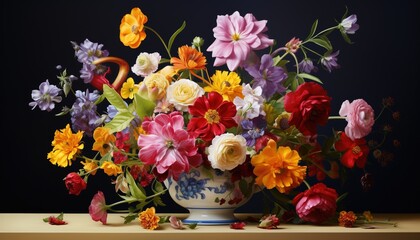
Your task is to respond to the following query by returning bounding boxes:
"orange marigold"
[139,207,160,230]
[120,7,148,49]
[338,211,357,227]
[251,139,306,193]
[170,45,207,72]
[92,127,116,156]
[47,124,84,167]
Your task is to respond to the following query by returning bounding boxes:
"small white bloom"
[233,84,265,119]
[207,133,247,171]
[166,79,205,111]
[131,52,161,77]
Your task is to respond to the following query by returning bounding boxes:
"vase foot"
[183,207,238,225]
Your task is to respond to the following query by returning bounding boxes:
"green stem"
[145,26,171,58]
[301,45,324,58]
[328,116,346,120]
[303,26,338,44]
[290,52,300,75]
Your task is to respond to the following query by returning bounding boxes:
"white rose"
[131,52,161,77]
[207,133,247,171]
[166,79,204,111]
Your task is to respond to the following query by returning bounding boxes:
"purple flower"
[71,90,100,136]
[207,11,274,71]
[321,51,340,73]
[72,39,109,64]
[72,39,109,83]
[29,80,62,112]
[245,54,287,99]
[340,14,359,34]
[298,58,318,74]
[241,116,266,146]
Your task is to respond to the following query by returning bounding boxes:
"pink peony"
[292,183,338,224]
[89,191,108,224]
[64,172,87,196]
[207,11,274,71]
[339,99,374,140]
[138,112,201,180]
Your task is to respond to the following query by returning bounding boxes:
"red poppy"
[334,132,369,168]
[187,92,237,142]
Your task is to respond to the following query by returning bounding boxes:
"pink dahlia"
[207,11,274,71]
[138,112,201,180]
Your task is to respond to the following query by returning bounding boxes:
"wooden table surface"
[1,213,419,240]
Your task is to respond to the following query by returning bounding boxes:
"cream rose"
[138,72,170,101]
[166,79,204,111]
[207,133,247,171]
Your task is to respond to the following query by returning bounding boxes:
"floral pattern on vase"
[164,166,256,225]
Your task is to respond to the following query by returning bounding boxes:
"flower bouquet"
[30,6,397,229]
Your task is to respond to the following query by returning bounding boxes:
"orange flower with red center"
[187,92,237,142]
[170,45,207,72]
[338,211,357,227]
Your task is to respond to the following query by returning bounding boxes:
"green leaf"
[133,93,156,120]
[297,73,323,84]
[153,181,165,193]
[153,196,166,207]
[123,214,138,224]
[305,19,318,41]
[307,38,332,51]
[340,31,354,44]
[118,194,138,203]
[104,111,134,133]
[125,171,146,201]
[103,85,129,112]
[168,21,186,54]
[188,223,198,229]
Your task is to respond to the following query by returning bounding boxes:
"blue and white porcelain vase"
[164,165,256,225]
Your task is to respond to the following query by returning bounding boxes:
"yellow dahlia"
[47,124,84,167]
[251,139,306,193]
[204,70,243,101]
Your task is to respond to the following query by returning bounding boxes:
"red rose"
[64,172,87,196]
[284,82,331,136]
[292,183,338,224]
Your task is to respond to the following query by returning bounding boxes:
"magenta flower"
[138,112,201,180]
[207,11,274,71]
[88,191,108,225]
[339,99,375,140]
[292,183,338,224]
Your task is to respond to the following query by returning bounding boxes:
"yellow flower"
[81,160,98,175]
[100,161,122,176]
[166,79,205,111]
[92,127,116,156]
[120,77,139,99]
[47,124,84,167]
[204,70,243,101]
[139,207,160,230]
[120,7,148,49]
[251,139,306,193]
[138,72,170,101]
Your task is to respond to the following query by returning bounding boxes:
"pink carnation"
[138,112,201,180]
[339,99,374,140]
[207,11,274,71]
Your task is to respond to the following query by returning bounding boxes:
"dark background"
[1,0,419,214]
